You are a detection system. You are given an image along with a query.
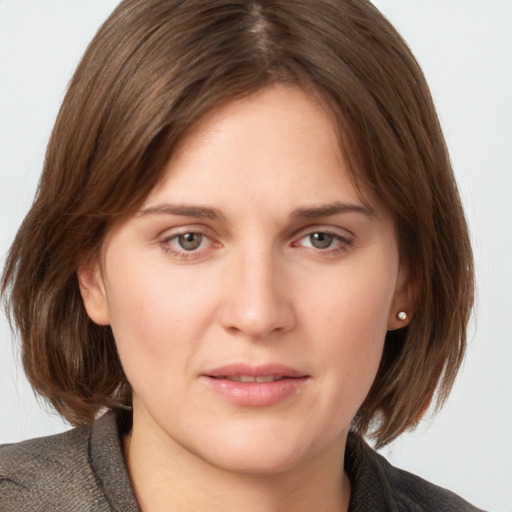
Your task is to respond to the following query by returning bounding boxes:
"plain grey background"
[1,2,511,511]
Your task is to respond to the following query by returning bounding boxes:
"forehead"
[143,84,379,216]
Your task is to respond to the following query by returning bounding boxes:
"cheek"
[302,258,397,340]
[102,250,220,386]
[107,251,204,328]
[300,259,397,393]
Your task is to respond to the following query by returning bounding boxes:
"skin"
[79,84,412,512]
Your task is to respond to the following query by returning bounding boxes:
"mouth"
[203,363,308,381]
[201,364,310,407]
[210,374,293,383]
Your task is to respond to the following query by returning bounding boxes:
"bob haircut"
[2,0,474,447]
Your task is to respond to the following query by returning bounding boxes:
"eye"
[308,232,335,249]
[176,232,204,251]
[292,229,352,254]
[159,230,218,259]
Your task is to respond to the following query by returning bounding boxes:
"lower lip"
[201,376,309,407]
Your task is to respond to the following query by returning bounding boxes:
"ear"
[77,259,111,326]
[387,265,418,331]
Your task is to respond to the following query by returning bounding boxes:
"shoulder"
[0,422,111,511]
[346,433,485,511]
[379,454,483,511]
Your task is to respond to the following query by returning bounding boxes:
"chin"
[188,424,338,476]
[205,445,308,476]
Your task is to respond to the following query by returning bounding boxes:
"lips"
[201,364,309,407]
[212,375,286,383]
[204,363,307,379]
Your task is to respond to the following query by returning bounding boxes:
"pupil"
[178,233,202,250]
[311,233,332,249]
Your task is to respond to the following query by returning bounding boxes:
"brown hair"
[1,0,473,447]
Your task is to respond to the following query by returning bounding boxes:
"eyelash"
[292,230,353,254]
[158,228,353,260]
[159,231,220,260]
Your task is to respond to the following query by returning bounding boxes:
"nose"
[218,249,296,339]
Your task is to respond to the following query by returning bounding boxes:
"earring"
[397,311,407,321]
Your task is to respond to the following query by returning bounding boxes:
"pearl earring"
[397,311,407,321]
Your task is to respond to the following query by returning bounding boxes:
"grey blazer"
[0,411,483,511]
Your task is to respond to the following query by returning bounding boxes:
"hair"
[2,0,473,447]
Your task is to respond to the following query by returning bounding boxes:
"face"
[80,84,411,476]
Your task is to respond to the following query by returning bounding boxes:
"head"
[2,0,473,448]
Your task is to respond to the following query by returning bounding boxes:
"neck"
[123,414,351,512]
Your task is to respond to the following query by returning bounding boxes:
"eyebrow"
[137,204,225,221]
[137,201,376,222]
[291,201,376,219]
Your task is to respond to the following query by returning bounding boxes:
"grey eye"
[178,233,203,250]
[309,233,333,249]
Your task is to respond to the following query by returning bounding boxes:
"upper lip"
[203,363,308,379]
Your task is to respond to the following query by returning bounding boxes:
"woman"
[0,1,481,510]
